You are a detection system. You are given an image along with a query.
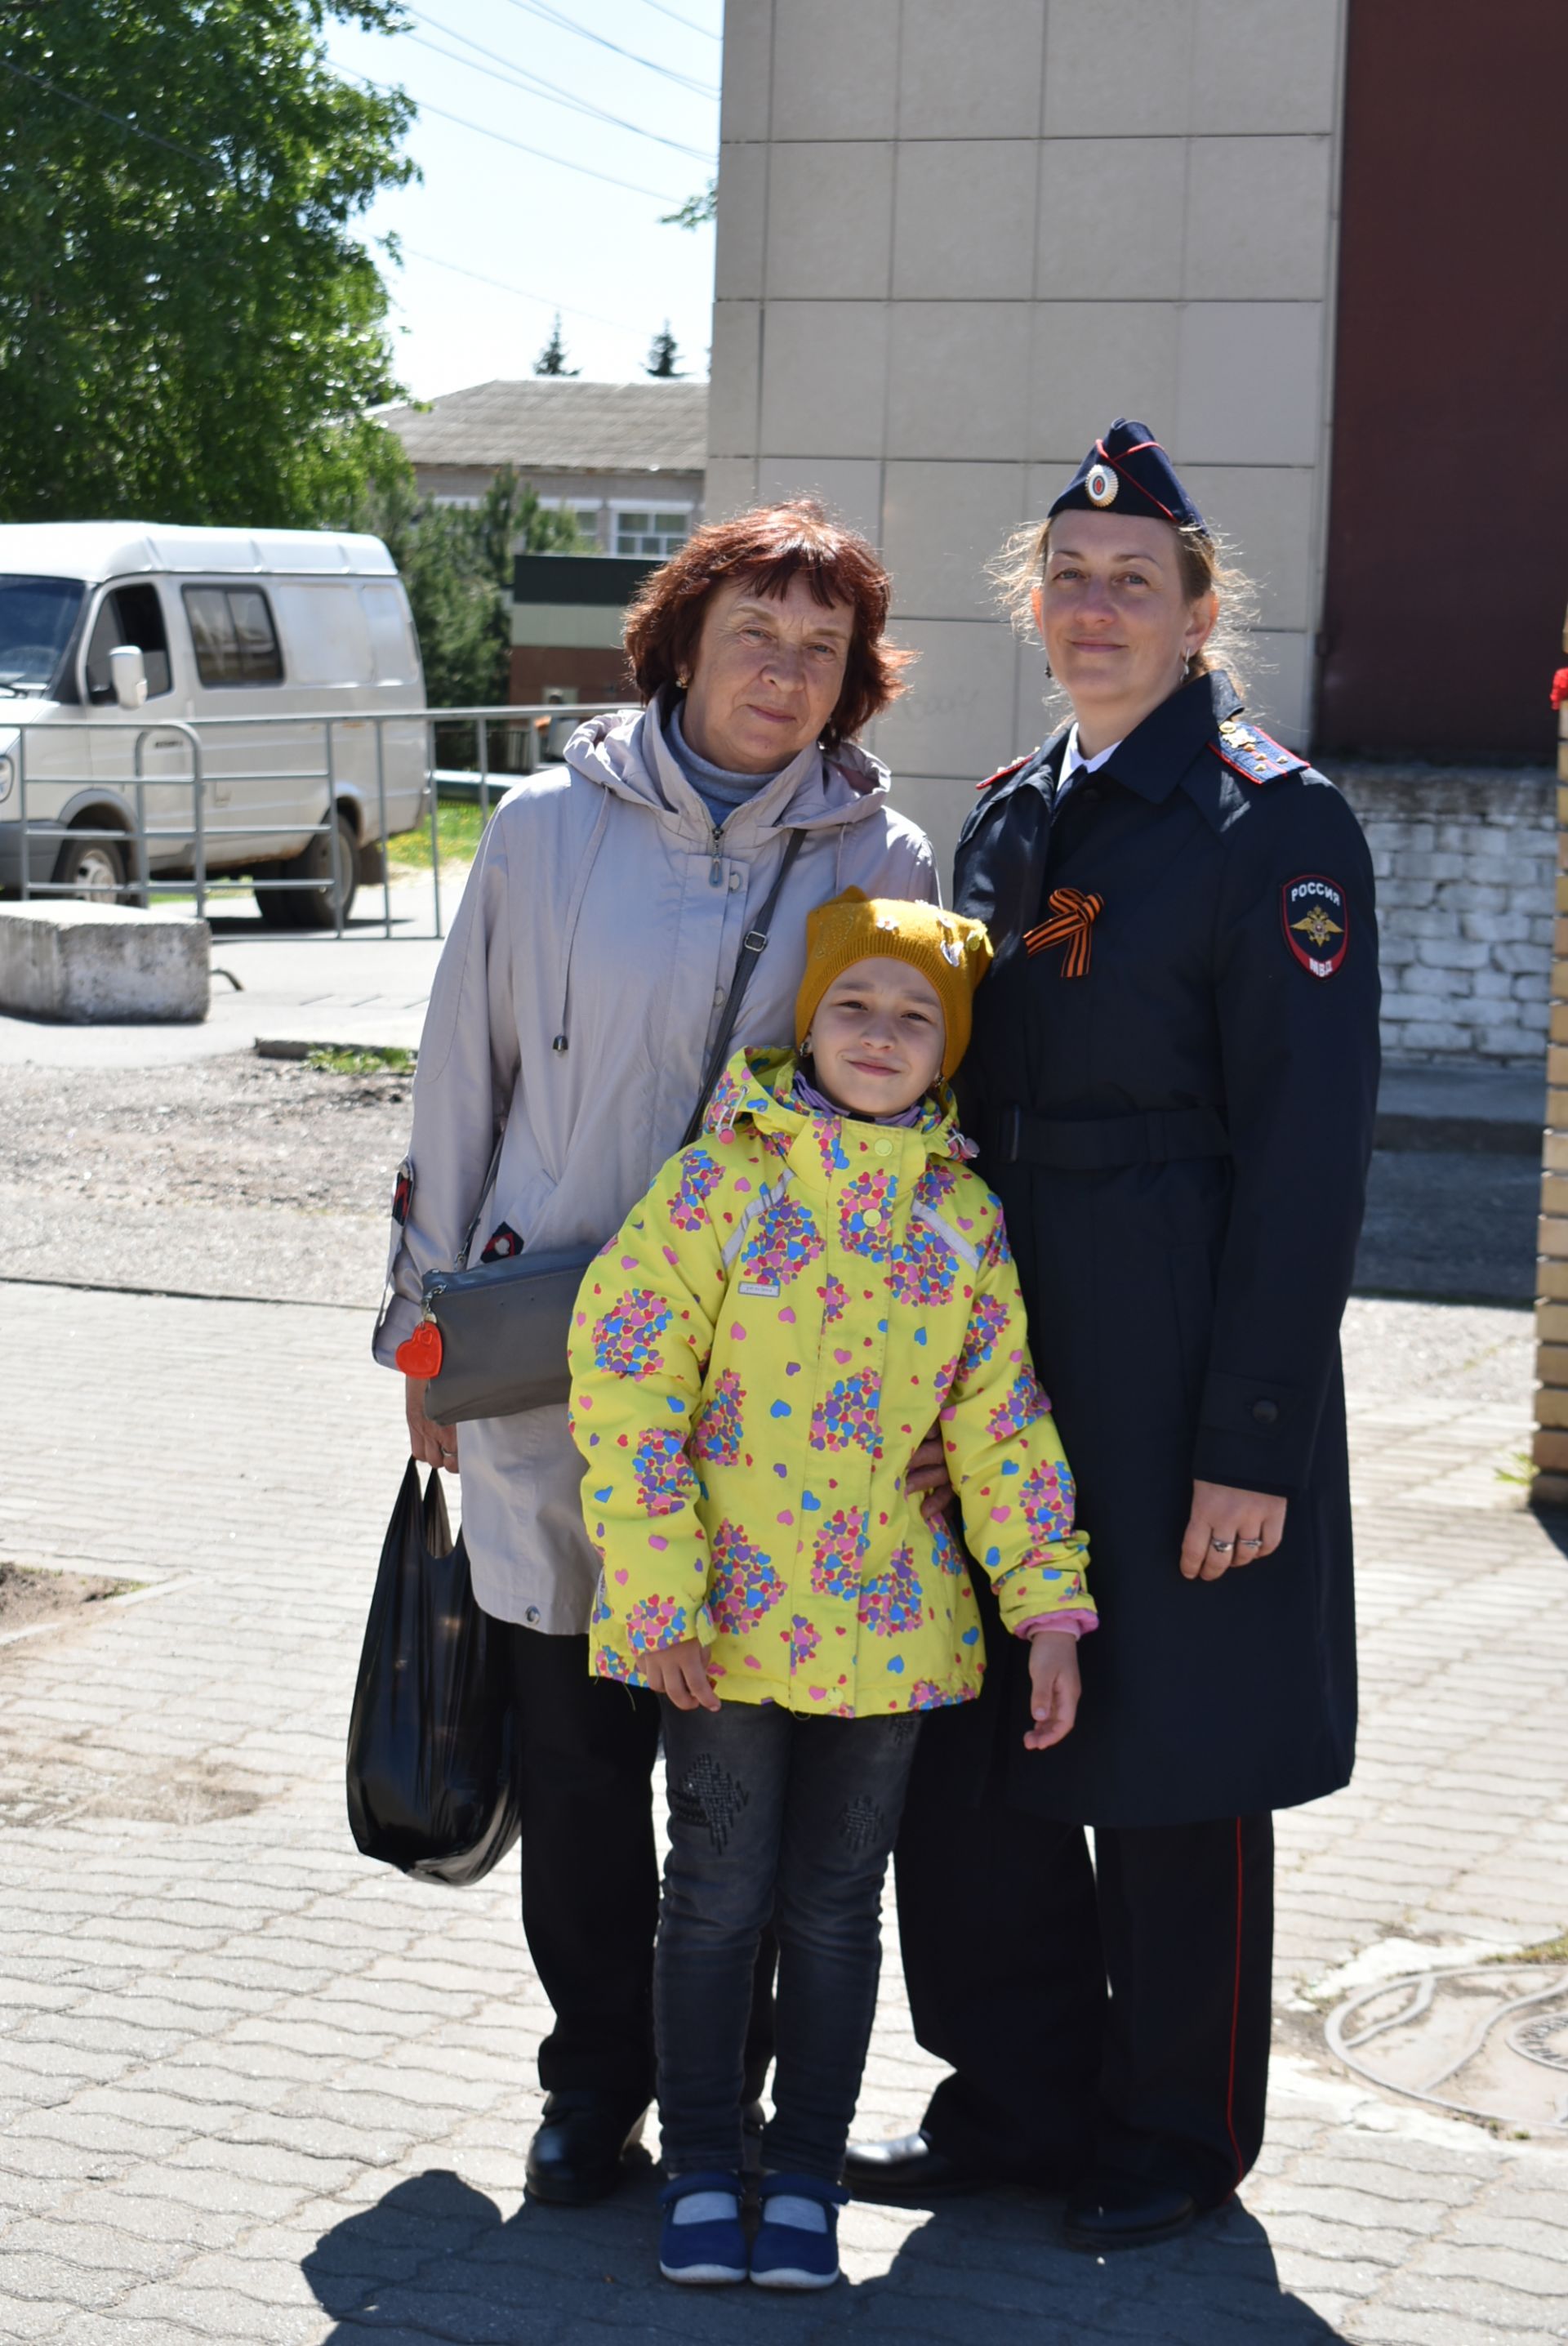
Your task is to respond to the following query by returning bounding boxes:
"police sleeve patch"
[1282,876,1348,977]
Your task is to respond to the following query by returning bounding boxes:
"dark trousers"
[894,1750,1273,2210]
[509,1630,777,2110]
[657,1700,921,2180]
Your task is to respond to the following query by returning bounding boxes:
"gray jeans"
[656,1699,922,2181]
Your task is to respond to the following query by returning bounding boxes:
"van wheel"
[51,829,128,903]
[251,863,301,928]
[280,812,359,930]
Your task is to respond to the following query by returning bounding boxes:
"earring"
[675,669,690,689]
[1044,659,1054,679]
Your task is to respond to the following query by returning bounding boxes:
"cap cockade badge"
[1085,459,1118,507]
[1282,875,1348,978]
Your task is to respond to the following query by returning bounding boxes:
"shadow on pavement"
[302,2167,1349,2344]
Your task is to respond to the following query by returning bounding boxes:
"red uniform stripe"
[1223,1816,1245,2189]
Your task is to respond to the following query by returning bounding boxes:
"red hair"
[623,499,912,751]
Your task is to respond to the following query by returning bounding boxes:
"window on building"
[536,497,605,550]
[612,506,692,559]
[84,582,172,700]
[182,586,284,687]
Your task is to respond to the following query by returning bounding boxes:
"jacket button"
[874,1138,893,1156]
[1251,1399,1279,1425]
[728,871,741,890]
[713,987,725,1007]
[524,1604,541,1624]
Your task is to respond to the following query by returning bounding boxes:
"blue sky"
[322,0,723,399]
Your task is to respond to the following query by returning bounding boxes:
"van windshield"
[0,574,85,694]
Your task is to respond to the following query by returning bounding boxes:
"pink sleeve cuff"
[1017,1610,1098,1642]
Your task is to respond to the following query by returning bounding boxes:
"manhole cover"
[1328,1965,1568,2132]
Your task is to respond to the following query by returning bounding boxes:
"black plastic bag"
[346,1461,520,1886]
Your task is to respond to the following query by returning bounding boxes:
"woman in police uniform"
[848,421,1380,2247]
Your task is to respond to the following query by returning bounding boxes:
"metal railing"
[0,701,622,940]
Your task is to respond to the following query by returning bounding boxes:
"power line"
[398,244,630,339]
[635,0,722,40]
[494,0,717,96]
[0,54,214,166]
[354,73,679,201]
[401,12,712,160]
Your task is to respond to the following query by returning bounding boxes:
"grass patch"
[388,797,488,871]
[1487,1931,1568,1964]
[306,1046,416,1077]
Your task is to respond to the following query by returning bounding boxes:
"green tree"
[662,180,715,230]
[644,321,683,379]
[0,0,413,525]
[334,444,584,709]
[534,314,578,377]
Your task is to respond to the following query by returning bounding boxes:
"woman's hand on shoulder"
[1179,1481,1287,1581]
[642,1636,720,1712]
[1022,1630,1081,1751]
[405,1376,458,1473]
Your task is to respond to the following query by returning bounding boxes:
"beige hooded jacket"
[374,695,939,1632]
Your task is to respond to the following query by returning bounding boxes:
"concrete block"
[0,904,208,1024]
[1461,910,1530,943]
[1417,937,1489,971]
[1496,943,1552,978]
[1396,1020,1467,1053]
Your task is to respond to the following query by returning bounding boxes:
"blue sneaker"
[657,2171,747,2286]
[750,2173,849,2290]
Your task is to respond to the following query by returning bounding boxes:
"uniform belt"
[983,1103,1232,1171]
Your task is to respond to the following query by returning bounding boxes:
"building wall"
[409,464,705,555]
[709,0,1348,872]
[1338,767,1554,1068]
[1318,1,1568,760]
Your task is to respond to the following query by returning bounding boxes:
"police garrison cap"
[1049,418,1209,537]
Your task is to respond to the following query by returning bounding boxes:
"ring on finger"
[1237,1536,1264,1549]
[1209,1536,1235,1553]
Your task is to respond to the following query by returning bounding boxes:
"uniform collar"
[1092,670,1243,807]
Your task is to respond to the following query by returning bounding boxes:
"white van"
[0,523,429,925]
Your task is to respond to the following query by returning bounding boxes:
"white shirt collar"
[1057,724,1120,797]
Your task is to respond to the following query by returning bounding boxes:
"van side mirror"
[109,644,148,711]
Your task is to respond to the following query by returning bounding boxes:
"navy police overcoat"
[953,670,1380,1828]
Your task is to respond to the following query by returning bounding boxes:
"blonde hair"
[990,515,1261,702]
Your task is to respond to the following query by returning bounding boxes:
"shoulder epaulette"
[1206,719,1307,788]
[975,751,1033,794]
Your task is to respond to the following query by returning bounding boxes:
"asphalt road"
[1356,1145,1539,1306]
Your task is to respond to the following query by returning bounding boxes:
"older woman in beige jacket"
[375,502,938,2204]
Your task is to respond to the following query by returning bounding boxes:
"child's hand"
[642,1635,720,1712]
[1022,1630,1080,1751]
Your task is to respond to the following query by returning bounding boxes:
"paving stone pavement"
[0,1281,1564,2344]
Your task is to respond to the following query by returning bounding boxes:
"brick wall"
[1335,765,1555,1068]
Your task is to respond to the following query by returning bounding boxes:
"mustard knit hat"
[795,890,994,1080]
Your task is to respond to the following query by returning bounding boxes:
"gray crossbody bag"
[416,830,804,1427]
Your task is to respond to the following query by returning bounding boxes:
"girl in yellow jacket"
[568,890,1094,2291]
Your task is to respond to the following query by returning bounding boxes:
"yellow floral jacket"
[568,1048,1093,1716]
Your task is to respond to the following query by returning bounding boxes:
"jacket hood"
[564,696,896,840]
[704,1045,973,1165]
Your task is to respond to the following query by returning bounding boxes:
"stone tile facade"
[1335,765,1556,1069]
[710,0,1350,872]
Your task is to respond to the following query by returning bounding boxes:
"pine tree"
[644,322,683,380]
[534,314,578,377]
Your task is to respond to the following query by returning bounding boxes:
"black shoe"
[1062,2174,1196,2251]
[842,2129,1001,2203]
[525,2092,649,2206]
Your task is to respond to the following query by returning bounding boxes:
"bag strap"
[679,827,805,1150]
[455,1129,506,1273]
[455,827,806,1269]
